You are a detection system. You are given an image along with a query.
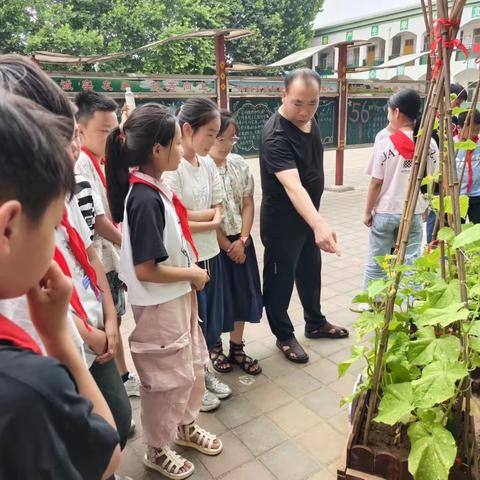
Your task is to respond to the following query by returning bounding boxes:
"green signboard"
[371,25,379,37]
[51,76,216,96]
[400,19,409,31]
[322,35,329,45]
[229,97,338,156]
[473,4,480,17]
[346,31,353,41]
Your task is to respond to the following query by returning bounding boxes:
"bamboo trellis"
[361,3,479,474]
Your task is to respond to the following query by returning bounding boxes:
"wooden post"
[215,34,228,109]
[335,43,348,186]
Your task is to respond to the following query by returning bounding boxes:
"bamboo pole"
[363,0,471,448]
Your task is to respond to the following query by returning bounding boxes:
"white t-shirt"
[163,156,224,261]
[0,199,100,364]
[366,128,392,176]
[0,297,85,361]
[369,130,438,214]
[75,150,120,273]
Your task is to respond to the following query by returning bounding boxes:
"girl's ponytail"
[413,113,422,143]
[105,126,129,223]
[105,103,178,223]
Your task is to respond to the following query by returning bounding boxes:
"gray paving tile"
[234,416,288,456]
[300,388,344,420]
[259,441,320,480]
[244,382,294,413]
[267,400,324,437]
[214,395,262,429]
[199,431,254,478]
[218,460,276,480]
[296,423,345,466]
[273,369,322,398]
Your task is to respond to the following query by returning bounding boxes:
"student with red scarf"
[455,110,480,223]
[363,89,439,288]
[0,93,120,480]
[106,104,223,480]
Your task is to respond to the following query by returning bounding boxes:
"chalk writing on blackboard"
[232,100,280,154]
[317,99,337,146]
[346,98,388,145]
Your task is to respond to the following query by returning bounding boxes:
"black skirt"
[220,234,263,328]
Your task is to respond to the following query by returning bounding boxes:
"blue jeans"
[363,213,423,289]
[426,209,436,244]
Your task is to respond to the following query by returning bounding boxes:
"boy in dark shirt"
[0,93,120,479]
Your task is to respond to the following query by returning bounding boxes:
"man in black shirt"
[260,68,349,363]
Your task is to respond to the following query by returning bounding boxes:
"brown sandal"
[276,337,309,363]
[209,341,233,373]
[228,341,262,375]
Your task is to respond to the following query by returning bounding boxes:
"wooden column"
[215,34,228,109]
[335,43,348,186]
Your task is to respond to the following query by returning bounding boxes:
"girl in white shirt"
[106,103,222,480]
[363,89,438,288]
[164,98,232,410]
[207,111,263,375]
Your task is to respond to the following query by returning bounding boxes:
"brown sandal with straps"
[209,341,233,373]
[228,341,262,375]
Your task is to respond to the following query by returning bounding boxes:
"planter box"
[337,392,479,480]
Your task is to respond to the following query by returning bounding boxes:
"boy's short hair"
[458,110,480,127]
[0,93,75,221]
[75,91,118,123]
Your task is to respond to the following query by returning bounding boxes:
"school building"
[311,0,480,90]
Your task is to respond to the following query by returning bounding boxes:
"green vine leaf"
[354,311,384,340]
[408,327,461,365]
[437,227,455,242]
[465,320,480,337]
[366,278,390,299]
[338,345,368,377]
[412,360,468,408]
[426,280,461,309]
[452,223,480,249]
[431,195,469,218]
[408,420,457,480]
[375,382,414,425]
[416,302,469,328]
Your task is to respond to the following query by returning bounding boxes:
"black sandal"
[305,321,349,339]
[228,341,262,375]
[209,341,233,373]
[276,337,309,364]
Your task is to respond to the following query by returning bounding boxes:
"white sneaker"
[124,372,140,397]
[200,390,221,412]
[205,370,232,399]
[128,419,136,438]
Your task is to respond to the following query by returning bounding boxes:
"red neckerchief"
[53,247,92,331]
[81,146,106,189]
[81,146,118,228]
[0,313,42,354]
[464,135,479,193]
[60,209,101,298]
[390,131,415,160]
[129,174,199,261]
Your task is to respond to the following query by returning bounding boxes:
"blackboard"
[316,98,338,149]
[230,97,339,156]
[346,98,388,146]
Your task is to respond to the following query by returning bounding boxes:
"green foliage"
[408,420,457,480]
[0,0,324,73]
[375,382,414,425]
[431,195,469,219]
[343,218,480,479]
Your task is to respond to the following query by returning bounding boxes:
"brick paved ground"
[117,147,373,480]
